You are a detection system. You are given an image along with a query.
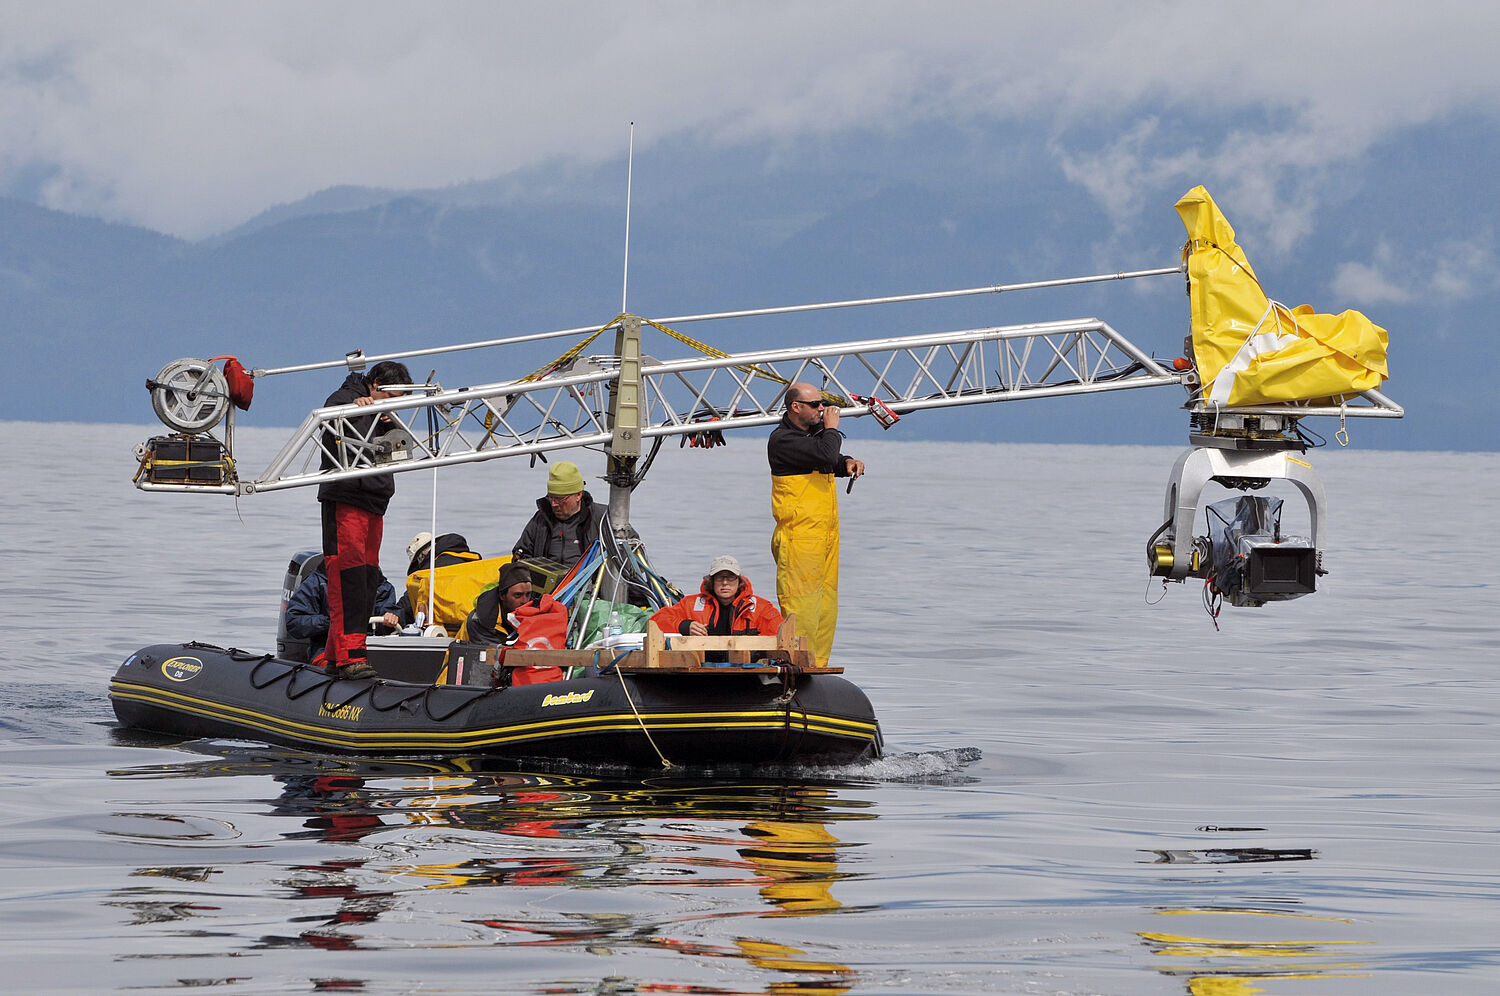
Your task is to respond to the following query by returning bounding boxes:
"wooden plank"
[477,614,832,674]
[632,649,820,670]
[653,649,708,669]
[664,635,780,651]
[499,648,646,669]
[778,615,798,652]
[618,664,844,675]
[492,648,838,673]
[643,621,666,669]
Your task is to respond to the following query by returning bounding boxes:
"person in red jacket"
[651,555,784,644]
[317,360,413,679]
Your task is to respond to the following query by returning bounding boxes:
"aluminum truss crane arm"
[130,261,1405,614]
[137,313,1196,495]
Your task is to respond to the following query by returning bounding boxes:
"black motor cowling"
[275,550,323,662]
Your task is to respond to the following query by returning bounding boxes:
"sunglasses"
[794,398,829,408]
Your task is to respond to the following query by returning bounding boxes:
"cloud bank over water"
[3,2,1497,239]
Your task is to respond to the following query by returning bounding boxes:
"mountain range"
[0,155,1475,452]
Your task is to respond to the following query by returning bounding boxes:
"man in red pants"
[318,360,412,679]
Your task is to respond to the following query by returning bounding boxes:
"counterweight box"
[143,434,229,484]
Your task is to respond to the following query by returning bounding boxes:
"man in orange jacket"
[651,555,784,642]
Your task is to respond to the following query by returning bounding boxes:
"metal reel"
[150,358,229,432]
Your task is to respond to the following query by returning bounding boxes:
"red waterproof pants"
[321,501,383,668]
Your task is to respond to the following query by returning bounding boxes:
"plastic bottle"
[608,608,622,638]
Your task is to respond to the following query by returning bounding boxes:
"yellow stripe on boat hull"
[109,678,879,752]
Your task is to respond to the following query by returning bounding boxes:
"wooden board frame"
[488,614,838,675]
[638,615,824,671]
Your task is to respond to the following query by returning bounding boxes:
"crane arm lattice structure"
[133,264,1402,611]
[140,313,1200,496]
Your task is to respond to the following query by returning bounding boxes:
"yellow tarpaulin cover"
[406,555,510,636]
[1176,185,1389,408]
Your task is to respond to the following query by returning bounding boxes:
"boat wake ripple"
[790,745,984,784]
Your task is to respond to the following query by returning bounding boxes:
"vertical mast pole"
[621,122,634,315]
[605,125,640,602]
[605,316,642,601]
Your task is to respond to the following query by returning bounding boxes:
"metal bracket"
[1150,445,1326,581]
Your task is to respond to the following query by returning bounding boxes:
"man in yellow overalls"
[767,382,865,667]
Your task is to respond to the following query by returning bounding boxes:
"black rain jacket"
[316,372,396,514]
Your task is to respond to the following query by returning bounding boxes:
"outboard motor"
[276,550,323,662]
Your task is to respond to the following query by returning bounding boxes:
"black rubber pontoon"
[110,642,883,767]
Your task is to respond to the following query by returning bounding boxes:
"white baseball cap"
[706,555,742,577]
[406,531,434,561]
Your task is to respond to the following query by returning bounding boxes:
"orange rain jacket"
[650,576,785,638]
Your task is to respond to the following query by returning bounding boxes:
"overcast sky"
[4,1,1498,451]
[3,3,1495,233]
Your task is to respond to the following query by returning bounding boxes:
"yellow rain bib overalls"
[768,414,853,667]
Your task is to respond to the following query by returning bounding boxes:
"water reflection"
[1137,829,1374,994]
[1144,847,1317,865]
[739,818,845,916]
[1141,908,1371,995]
[259,858,398,951]
[108,748,873,992]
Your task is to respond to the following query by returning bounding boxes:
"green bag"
[574,599,652,647]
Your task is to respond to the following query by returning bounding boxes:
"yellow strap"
[507,312,852,419]
[478,313,623,447]
[134,452,237,483]
[519,313,628,383]
[639,315,794,389]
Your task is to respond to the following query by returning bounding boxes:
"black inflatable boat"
[109,641,883,767]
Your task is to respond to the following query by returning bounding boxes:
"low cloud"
[1331,236,1496,307]
[2,2,1499,238]
[1330,261,1414,306]
[1430,237,1497,299]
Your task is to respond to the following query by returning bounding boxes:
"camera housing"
[1147,430,1328,609]
[1204,495,1317,607]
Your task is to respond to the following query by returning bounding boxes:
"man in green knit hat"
[511,460,607,571]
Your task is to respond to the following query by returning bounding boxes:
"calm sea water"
[1,420,1496,995]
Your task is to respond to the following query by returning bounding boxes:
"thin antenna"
[621,122,634,315]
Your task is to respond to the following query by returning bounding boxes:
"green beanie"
[547,461,585,496]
